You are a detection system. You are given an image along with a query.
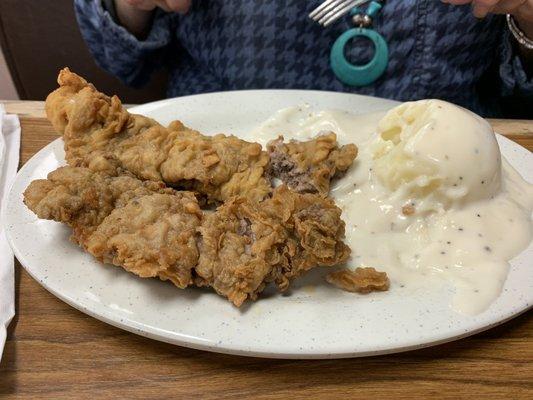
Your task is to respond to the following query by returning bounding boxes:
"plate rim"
[4,90,532,359]
[126,88,401,114]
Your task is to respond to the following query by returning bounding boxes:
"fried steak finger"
[267,133,358,195]
[24,167,351,306]
[197,186,351,306]
[24,166,202,288]
[46,68,271,203]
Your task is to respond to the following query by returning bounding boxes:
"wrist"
[514,15,533,40]
[509,14,533,77]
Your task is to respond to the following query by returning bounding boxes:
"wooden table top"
[1,101,532,400]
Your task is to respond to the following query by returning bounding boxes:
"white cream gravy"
[245,105,533,315]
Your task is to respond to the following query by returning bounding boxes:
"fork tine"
[309,0,344,21]
[321,0,363,27]
[309,0,337,19]
[317,0,355,25]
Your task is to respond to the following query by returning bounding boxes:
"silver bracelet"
[506,14,533,50]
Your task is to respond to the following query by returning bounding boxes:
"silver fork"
[309,0,371,27]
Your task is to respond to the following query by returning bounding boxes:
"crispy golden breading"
[159,123,271,203]
[326,267,390,294]
[259,186,351,288]
[36,69,361,306]
[23,166,170,244]
[24,167,350,306]
[24,167,202,288]
[46,68,271,203]
[267,133,358,195]
[85,193,202,288]
[196,199,286,306]
[197,186,351,306]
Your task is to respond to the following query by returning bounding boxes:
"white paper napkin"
[0,104,20,361]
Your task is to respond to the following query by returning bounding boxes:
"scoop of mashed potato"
[371,100,501,210]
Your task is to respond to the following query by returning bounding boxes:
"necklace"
[330,0,388,87]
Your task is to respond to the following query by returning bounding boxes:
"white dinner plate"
[3,90,532,359]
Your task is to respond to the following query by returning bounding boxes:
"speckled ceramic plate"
[3,91,532,359]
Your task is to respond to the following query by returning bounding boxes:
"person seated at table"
[74,0,533,117]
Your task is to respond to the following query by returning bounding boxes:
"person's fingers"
[492,0,533,21]
[440,0,531,18]
[154,0,172,12]
[440,0,473,5]
[441,0,467,4]
[440,0,494,15]
[124,0,158,11]
[471,0,499,18]
[492,0,523,13]
[165,0,191,13]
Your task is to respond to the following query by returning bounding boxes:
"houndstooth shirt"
[75,0,533,117]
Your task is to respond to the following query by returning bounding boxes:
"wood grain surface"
[1,102,532,400]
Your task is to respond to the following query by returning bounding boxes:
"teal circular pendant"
[330,28,389,87]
